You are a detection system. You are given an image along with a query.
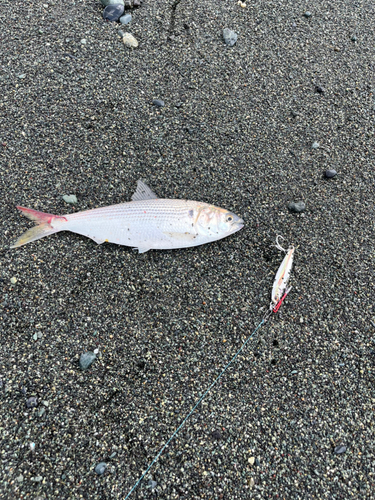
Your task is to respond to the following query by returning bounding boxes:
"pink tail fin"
[11,206,67,248]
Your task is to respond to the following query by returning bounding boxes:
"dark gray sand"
[1,0,374,498]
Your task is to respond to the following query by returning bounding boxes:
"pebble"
[63,194,77,204]
[148,480,157,489]
[237,1,246,7]
[16,474,24,483]
[304,11,312,18]
[315,85,325,94]
[30,442,36,452]
[26,396,38,408]
[95,462,107,475]
[103,4,124,22]
[119,13,132,24]
[10,277,17,284]
[287,201,306,213]
[79,352,96,370]
[334,445,347,454]
[248,456,255,465]
[223,28,238,47]
[211,430,222,440]
[312,141,320,149]
[351,35,357,41]
[18,74,26,79]
[324,169,337,178]
[122,32,138,48]
[101,0,125,5]
[80,39,87,45]
[31,476,43,482]
[153,99,164,107]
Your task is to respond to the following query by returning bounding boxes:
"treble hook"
[275,235,287,253]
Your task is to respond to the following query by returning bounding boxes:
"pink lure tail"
[11,206,67,248]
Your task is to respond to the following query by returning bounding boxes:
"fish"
[11,180,244,253]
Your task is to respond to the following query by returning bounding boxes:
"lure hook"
[275,235,287,253]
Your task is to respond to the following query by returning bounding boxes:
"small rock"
[312,141,320,149]
[153,99,164,107]
[10,277,17,284]
[249,477,255,488]
[211,430,222,440]
[248,457,255,465]
[63,194,77,204]
[79,352,96,370]
[16,474,24,483]
[101,0,125,5]
[351,35,357,42]
[237,1,246,7]
[122,32,138,48]
[315,85,325,94]
[147,480,157,489]
[304,11,312,18]
[31,476,43,482]
[288,201,306,213]
[334,445,347,454]
[18,74,26,79]
[119,13,132,24]
[223,28,238,47]
[30,442,36,452]
[109,452,117,459]
[95,462,107,475]
[33,333,38,341]
[290,370,298,375]
[81,39,87,45]
[324,169,337,178]
[26,396,38,408]
[103,4,124,22]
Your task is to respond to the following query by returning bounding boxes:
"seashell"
[122,32,138,48]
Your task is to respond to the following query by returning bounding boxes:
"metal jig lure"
[270,235,294,313]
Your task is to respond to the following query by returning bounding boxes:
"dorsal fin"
[131,180,158,201]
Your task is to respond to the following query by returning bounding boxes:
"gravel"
[1,0,374,499]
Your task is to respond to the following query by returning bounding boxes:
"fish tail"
[10,206,67,248]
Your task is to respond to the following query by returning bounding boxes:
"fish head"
[195,205,244,238]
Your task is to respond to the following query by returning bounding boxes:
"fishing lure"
[270,235,294,312]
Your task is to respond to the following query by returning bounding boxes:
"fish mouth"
[231,219,244,233]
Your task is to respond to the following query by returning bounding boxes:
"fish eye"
[226,215,233,222]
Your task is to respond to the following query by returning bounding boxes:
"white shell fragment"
[122,32,138,48]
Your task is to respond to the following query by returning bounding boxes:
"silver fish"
[11,180,244,253]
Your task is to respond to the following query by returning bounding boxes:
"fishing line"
[123,236,294,499]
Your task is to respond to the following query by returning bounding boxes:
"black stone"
[315,85,325,94]
[26,396,38,408]
[324,169,337,178]
[153,99,164,107]
[211,430,222,440]
[334,445,347,454]
[288,201,306,213]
